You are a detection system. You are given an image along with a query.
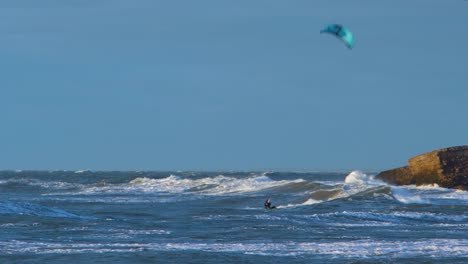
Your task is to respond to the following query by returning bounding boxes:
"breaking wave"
[128,175,305,195]
[5,170,466,207]
[277,171,388,208]
[342,170,468,206]
[0,178,81,191]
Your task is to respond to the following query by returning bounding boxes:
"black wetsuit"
[264,200,275,209]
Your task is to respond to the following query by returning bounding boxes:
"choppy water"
[0,170,467,263]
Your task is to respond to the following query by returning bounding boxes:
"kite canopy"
[320,24,354,49]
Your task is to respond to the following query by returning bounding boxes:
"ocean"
[0,170,466,263]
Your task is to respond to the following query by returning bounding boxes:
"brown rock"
[376,146,468,190]
[375,166,413,185]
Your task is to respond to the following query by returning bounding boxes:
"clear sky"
[0,0,467,171]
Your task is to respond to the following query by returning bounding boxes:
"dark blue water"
[1,170,467,263]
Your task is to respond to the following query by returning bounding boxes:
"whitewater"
[0,170,467,263]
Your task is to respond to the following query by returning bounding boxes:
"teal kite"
[320,24,354,49]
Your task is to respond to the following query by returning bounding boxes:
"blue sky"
[0,0,467,171]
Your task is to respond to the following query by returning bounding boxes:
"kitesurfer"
[264,198,276,209]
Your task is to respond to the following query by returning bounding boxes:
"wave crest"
[127,175,304,195]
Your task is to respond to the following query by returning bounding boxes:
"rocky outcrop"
[375,166,413,185]
[376,146,468,190]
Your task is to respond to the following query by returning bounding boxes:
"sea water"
[0,170,466,263]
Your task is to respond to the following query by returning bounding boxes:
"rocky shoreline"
[375,146,468,190]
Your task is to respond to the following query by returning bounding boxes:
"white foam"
[343,170,383,194]
[297,210,467,226]
[129,175,190,193]
[1,239,466,257]
[277,198,321,209]
[276,171,388,208]
[438,189,468,201]
[85,229,171,239]
[341,211,467,223]
[0,178,81,190]
[391,185,468,205]
[392,187,428,204]
[415,183,442,190]
[55,174,303,197]
[343,170,468,205]
[127,175,304,195]
[344,170,373,185]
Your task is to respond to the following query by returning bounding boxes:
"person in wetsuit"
[264,198,276,209]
